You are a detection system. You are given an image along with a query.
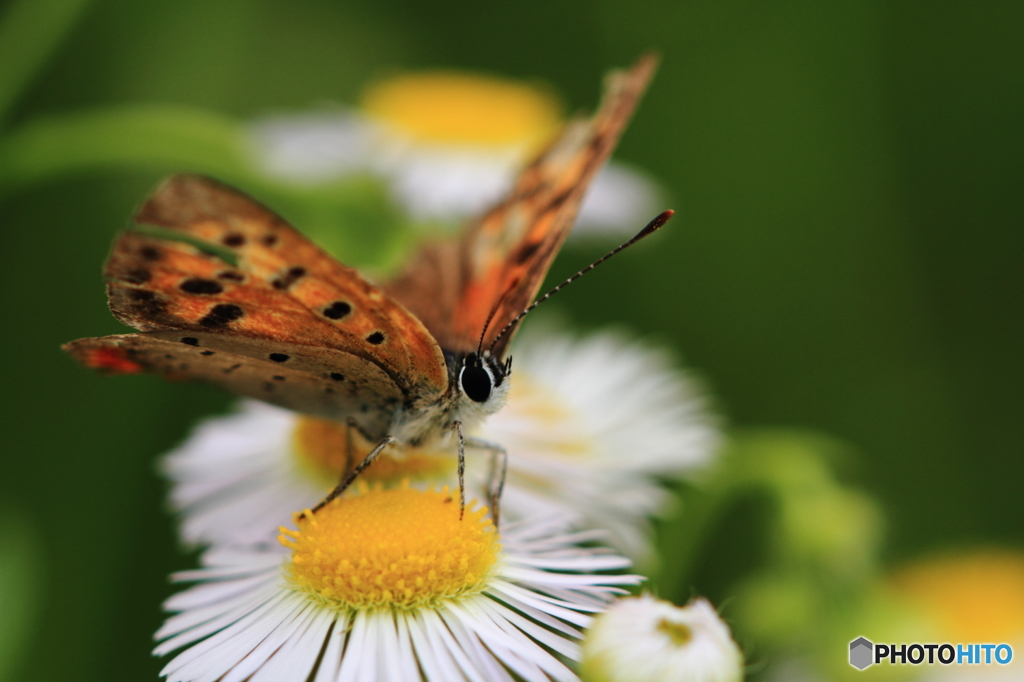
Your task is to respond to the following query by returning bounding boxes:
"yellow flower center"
[360,72,562,147]
[280,484,499,610]
[656,618,693,646]
[292,416,453,487]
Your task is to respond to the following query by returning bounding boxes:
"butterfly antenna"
[477,290,511,355]
[487,210,674,355]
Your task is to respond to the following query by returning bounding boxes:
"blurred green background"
[1,0,1022,680]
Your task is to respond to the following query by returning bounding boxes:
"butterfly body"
[65,55,657,459]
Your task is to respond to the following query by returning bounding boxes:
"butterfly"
[63,54,663,519]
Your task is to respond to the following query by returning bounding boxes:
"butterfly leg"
[344,417,359,478]
[309,435,396,514]
[453,421,466,520]
[465,437,508,530]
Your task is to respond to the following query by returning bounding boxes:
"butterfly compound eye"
[460,355,492,403]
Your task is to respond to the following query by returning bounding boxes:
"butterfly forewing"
[386,54,658,356]
[102,175,448,405]
[106,231,327,337]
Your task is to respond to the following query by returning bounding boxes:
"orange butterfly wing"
[64,333,405,436]
[386,54,658,356]
[66,175,448,431]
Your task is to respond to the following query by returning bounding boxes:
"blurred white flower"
[248,111,378,184]
[246,69,664,237]
[162,329,719,561]
[580,595,744,682]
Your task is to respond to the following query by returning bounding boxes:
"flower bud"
[581,595,744,682]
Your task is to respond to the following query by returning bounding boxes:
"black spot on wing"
[180,278,224,295]
[217,270,245,282]
[181,337,199,346]
[118,287,168,320]
[222,233,245,247]
[367,331,385,345]
[269,353,290,363]
[271,266,306,290]
[140,246,161,261]
[323,301,351,320]
[127,289,155,301]
[200,304,244,328]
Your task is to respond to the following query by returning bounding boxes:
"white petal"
[449,600,570,682]
[424,607,494,682]
[406,610,464,682]
[160,589,295,679]
[220,600,321,682]
[437,604,515,682]
[337,610,375,682]
[575,163,663,236]
[473,596,580,660]
[369,609,420,682]
[247,111,377,184]
[157,576,281,645]
[311,614,350,682]
[248,607,335,682]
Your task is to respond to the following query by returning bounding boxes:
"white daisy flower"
[162,330,719,561]
[247,70,663,237]
[248,110,379,184]
[156,484,640,682]
[579,595,744,682]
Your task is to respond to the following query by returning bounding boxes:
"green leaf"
[0,104,252,196]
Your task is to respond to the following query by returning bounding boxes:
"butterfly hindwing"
[386,54,658,356]
[101,175,448,406]
[63,332,402,436]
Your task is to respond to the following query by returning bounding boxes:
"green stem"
[0,0,93,127]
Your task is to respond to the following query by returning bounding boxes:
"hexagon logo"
[850,637,874,670]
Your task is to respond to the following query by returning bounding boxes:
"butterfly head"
[457,351,512,412]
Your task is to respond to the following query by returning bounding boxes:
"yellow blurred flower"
[889,550,1024,646]
[360,71,562,148]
